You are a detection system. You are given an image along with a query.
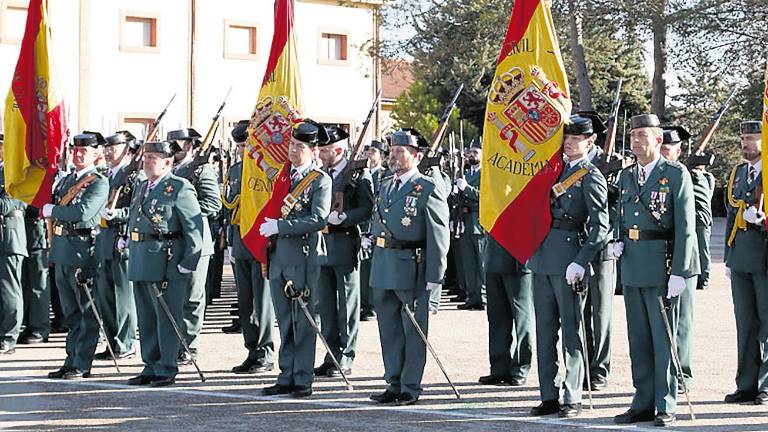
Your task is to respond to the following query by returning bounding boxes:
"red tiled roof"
[381,59,414,100]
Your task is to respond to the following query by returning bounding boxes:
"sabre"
[571,279,593,409]
[657,296,695,420]
[283,281,353,391]
[402,303,461,399]
[152,282,206,382]
[74,269,121,374]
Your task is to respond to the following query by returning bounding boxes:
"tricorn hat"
[565,111,607,136]
[292,119,330,147]
[662,125,691,145]
[630,114,661,130]
[73,133,101,148]
[105,130,137,146]
[167,128,202,141]
[143,141,175,158]
[740,121,762,135]
[322,125,350,146]
[82,130,106,146]
[231,120,250,144]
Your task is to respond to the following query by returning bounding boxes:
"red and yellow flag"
[240,0,303,264]
[479,0,571,263]
[3,0,66,207]
[761,60,768,230]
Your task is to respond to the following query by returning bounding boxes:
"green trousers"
[372,288,430,398]
[730,270,768,393]
[533,273,585,404]
[232,258,274,362]
[485,271,533,379]
[696,225,711,288]
[56,265,100,372]
[676,277,697,387]
[585,258,616,381]
[459,233,487,305]
[317,264,360,369]
[134,280,187,379]
[183,255,210,352]
[96,255,137,354]
[359,257,374,314]
[22,250,49,338]
[623,285,678,414]
[0,254,23,348]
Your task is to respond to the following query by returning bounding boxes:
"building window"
[0,1,28,45]
[118,114,155,140]
[224,21,258,60]
[119,11,159,53]
[318,31,349,65]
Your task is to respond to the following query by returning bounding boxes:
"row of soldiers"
[0,107,764,426]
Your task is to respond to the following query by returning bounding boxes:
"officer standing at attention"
[259,119,332,398]
[367,129,450,406]
[125,141,203,387]
[93,131,140,360]
[225,120,275,374]
[723,121,768,405]
[360,140,388,321]
[456,140,487,311]
[168,128,222,365]
[44,133,109,379]
[611,114,699,427]
[0,134,27,355]
[529,114,610,418]
[314,126,373,378]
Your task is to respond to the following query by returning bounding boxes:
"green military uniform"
[724,132,767,400]
[617,150,699,417]
[369,137,450,402]
[584,145,619,387]
[127,152,203,382]
[0,165,28,353]
[457,166,486,308]
[225,160,275,370]
[267,162,331,391]
[20,205,49,343]
[482,236,532,383]
[47,135,109,376]
[173,156,222,355]
[316,154,373,374]
[359,164,386,319]
[529,155,609,409]
[691,168,715,290]
[94,161,141,356]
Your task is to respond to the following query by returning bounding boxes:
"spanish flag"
[479,0,571,262]
[240,0,303,264]
[762,60,768,230]
[3,0,66,207]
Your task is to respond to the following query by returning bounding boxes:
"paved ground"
[2,218,768,431]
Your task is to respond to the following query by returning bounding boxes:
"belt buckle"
[53,225,63,236]
[130,231,140,242]
[551,183,566,198]
[376,237,386,248]
[628,228,640,241]
[321,226,329,234]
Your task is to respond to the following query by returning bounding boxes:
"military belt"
[460,206,478,214]
[53,225,95,237]
[129,231,182,242]
[622,228,674,241]
[322,225,356,235]
[374,236,425,250]
[551,218,583,231]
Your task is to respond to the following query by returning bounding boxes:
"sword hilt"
[283,280,308,300]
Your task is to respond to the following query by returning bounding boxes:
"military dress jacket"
[369,171,450,292]
[617,157,699,287]
[224,162,256,261]
[174,162,222,256]
[269,165,332,286]
[126,174,204,282]
[724,163,766,274]
[0,165,28,257]
[691,168,715,228]
[529,158,610,276]
[323,162,374,267]
[49,167,108,267]
[459,167,483,235]
[95,164,145,262]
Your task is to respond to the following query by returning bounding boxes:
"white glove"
[116,237,128,250]
[725,267,731,280]
[327,211,347,225]
[745,206,759,224]
[667,275,686,298]
[259,218,279,237]
[101,208,117,221]
[456,178,468,191]
[361,236,373,250]
[42,204,55,218]
[227,246,234,259]
[452,185,459,194]
[449,220,465,235]
[177,264,193,274]
[426,282,441,291]
[608,241,624,259]
[565,262,586,285]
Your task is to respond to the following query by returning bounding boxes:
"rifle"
[595,79,625,177]
[686,88,738,168]
[105,94,176,213]
[331,89,382,213]
[419,84,464,171]
[188,88,232,173]
[449,131,466,239]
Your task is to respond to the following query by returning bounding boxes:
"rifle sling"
[59,174,99,206]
